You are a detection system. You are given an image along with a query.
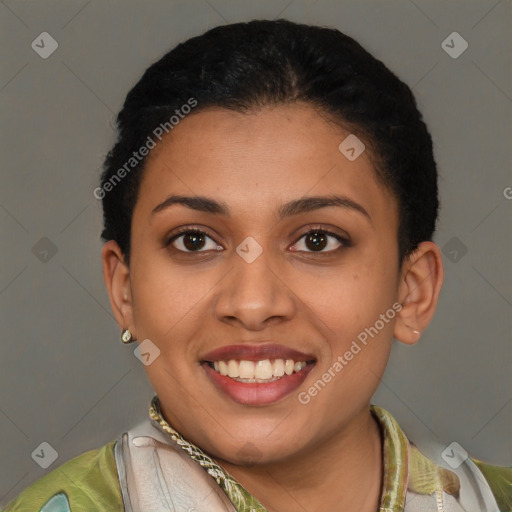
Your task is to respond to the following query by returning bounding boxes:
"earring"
[406,325,421,336]
[121,329,135,344]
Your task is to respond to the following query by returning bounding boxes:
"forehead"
[135,104,396,226]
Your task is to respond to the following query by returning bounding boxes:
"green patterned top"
[2,395,511,511]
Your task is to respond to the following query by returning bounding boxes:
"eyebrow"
[152,194,372,224]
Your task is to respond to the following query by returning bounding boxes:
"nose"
[213,245,296,331]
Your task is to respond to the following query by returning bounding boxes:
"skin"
[102,103,444,512]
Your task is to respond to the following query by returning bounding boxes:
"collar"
[148,394,410,511]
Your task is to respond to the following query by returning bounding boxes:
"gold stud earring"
[121,329,135,344]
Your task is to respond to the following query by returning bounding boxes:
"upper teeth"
[212,359,307,380]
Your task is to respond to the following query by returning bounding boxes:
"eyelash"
[165,225,350,255]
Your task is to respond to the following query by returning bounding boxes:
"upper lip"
[201,343,316,363]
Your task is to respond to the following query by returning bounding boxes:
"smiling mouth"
[205,358,316,383]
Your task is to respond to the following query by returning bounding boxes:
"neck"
[215,406,384,512]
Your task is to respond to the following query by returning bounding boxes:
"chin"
[216,437,307,467]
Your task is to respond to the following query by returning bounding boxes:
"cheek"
[306,260,398,372]
[313,263,397,328]
[129,250,211,344]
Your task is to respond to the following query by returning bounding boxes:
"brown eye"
[168,229,221,253]
[182,232,206,251]
[305,232,328,251]
[291,229,348,254]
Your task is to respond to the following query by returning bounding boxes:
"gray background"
[1,0,511,505]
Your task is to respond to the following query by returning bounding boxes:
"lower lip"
[203,362,315,405]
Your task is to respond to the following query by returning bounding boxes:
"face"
[117,103,404,464]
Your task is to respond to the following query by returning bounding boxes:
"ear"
[101,240,137,340]
[394,241,444,345]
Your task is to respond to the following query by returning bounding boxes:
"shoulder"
[471,458,512,511]
[1,440,124,512]
[407,442,512,511]
[372,404,512,510]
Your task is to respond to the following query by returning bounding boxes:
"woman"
[3,18,511,512]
